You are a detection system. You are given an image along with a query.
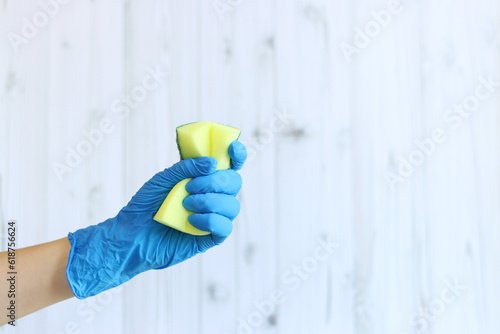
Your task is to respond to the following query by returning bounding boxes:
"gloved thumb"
[124,157,218,213]
[154,157,218,188]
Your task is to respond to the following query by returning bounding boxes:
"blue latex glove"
[66,141,247,299]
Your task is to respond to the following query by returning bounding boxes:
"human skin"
[0,237,74,326]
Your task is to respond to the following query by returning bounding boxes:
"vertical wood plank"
[120,1,176,333]
[348,0,423,333]
[161,1,204,333]
[229,1,282,334]
[1,1,52,332]
[43,1,126,334]
[418,0,500,333]
[198,1,239,333]
[274,1,331,332]
[321,0,357,332]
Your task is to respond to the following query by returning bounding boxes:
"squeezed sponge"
[154,122,241,235]
[176,122,212,161]
[177,122,240,170]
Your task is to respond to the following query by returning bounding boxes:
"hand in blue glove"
[66,141,247,299]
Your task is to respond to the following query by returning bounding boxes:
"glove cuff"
[66,219,142,299]
[65,232,81,298]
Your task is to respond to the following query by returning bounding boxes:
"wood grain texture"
[1,0,499,333]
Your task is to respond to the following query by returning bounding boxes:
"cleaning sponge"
[154,122,241,235]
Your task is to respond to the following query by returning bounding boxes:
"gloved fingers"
[229,141,247,171]
[188,213,233,245]
[185,170,242,196]
[151,157,218,188]
[183,193,240,220]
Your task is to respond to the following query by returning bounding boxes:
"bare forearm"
[0,237,74,326]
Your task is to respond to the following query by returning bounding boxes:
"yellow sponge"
[153,122,241,235]
[176,122,212,161]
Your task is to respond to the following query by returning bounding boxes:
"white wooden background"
[1,0,499,333]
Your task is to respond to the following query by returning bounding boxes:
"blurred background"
[1,0,499,333]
